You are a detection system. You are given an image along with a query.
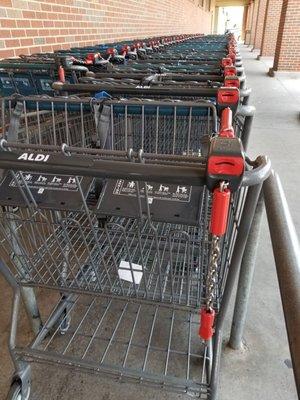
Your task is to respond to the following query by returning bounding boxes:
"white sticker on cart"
[9,172,82,192]
[113,180,192,203]
[118,260,143,284]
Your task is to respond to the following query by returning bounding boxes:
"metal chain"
[206,234,221,310]
[205,180,228,311]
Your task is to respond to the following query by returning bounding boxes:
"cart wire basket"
[0,95,269,400]
[0,92,253,152]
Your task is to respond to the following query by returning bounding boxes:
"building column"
[259,0,283,58]
[269,0,300,74]
[253,0,268,50]
[245,1,253,45]
[249,0,259,46]
[213,6,219,34]
[241,5,249,42]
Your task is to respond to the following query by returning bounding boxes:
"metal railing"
[264,171,300,398]
[229,170,300,399]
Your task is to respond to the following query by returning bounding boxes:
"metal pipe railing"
[263,171,300,398]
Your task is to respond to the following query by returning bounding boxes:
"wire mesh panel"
[1,97,96,146]
[0,96,217,154]
[17,294,210,397]
[100,100,216,154]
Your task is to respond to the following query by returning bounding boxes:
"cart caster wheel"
[7,382,30,400]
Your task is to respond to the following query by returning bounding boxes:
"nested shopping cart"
[0,95,269,400]
[49,85,253,146]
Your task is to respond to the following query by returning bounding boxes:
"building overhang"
[216,0,251,6]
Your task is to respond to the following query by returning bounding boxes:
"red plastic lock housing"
[228,52,236,63]
[210,187,231,236]
[224,66,237,76]
[58,65,65,83]
[217,87,240,107]
[207,154,244,177]
[224,76,240,89]
[221,58,233,68]
[219,107,235,137]
[106,48,116,56]
[199,308,216,340]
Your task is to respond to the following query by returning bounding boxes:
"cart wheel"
[6,382,30,400]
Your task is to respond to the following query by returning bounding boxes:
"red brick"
[43,20,54,27]
[16,19,31,28]
[11,29,26,37]
[25,29,39,37]
[5,39,20,48]
[0,29,11,38]
[0,48,15,58]
[30,20,44,28]
[20,38,34,46]
[1,0,12,6]
[41,3,52,12]
[22,10,36,19]
[0,19,16,28]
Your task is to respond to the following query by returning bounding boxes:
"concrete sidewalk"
[220,45,299,400]
[0,45,299,400]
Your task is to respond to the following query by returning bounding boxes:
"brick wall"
[0,0,212,59]
[253,0,267,49]
[273,0,300,71]
[260,0,283,57]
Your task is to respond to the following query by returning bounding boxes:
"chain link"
[206,234,221,310]
[205,180,227,311]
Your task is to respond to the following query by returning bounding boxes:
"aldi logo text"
[18,153,50,162]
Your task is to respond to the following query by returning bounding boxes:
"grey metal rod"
[21,287,42,336]
[210,183,263,400]
[263,171,300,398]
[52,81,220,96]
[229,190,264,350]
[241,113,253,150]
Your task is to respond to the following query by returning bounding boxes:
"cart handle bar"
[0,146,271,188]
[52,82,221,97]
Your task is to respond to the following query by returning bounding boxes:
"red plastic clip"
[121,45,129,55]
[228,52,236,63]
[199,308,215,340]
[228,45,236,53]
[86,53,96,63]
[224,76,240,89]
[217,87,240,106]
[210,187,231,236]
[224,66,237,76]
[58,65,65,83]
[207,155,244,179]
[221,58,233,68]
[219,107,235,138]
[106,47,116,56]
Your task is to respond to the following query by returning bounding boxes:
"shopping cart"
[50,84,252,138]
[19,34,240,74]
[0,59,88,97]
[0,34,241,97]
[0,95,270,400]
